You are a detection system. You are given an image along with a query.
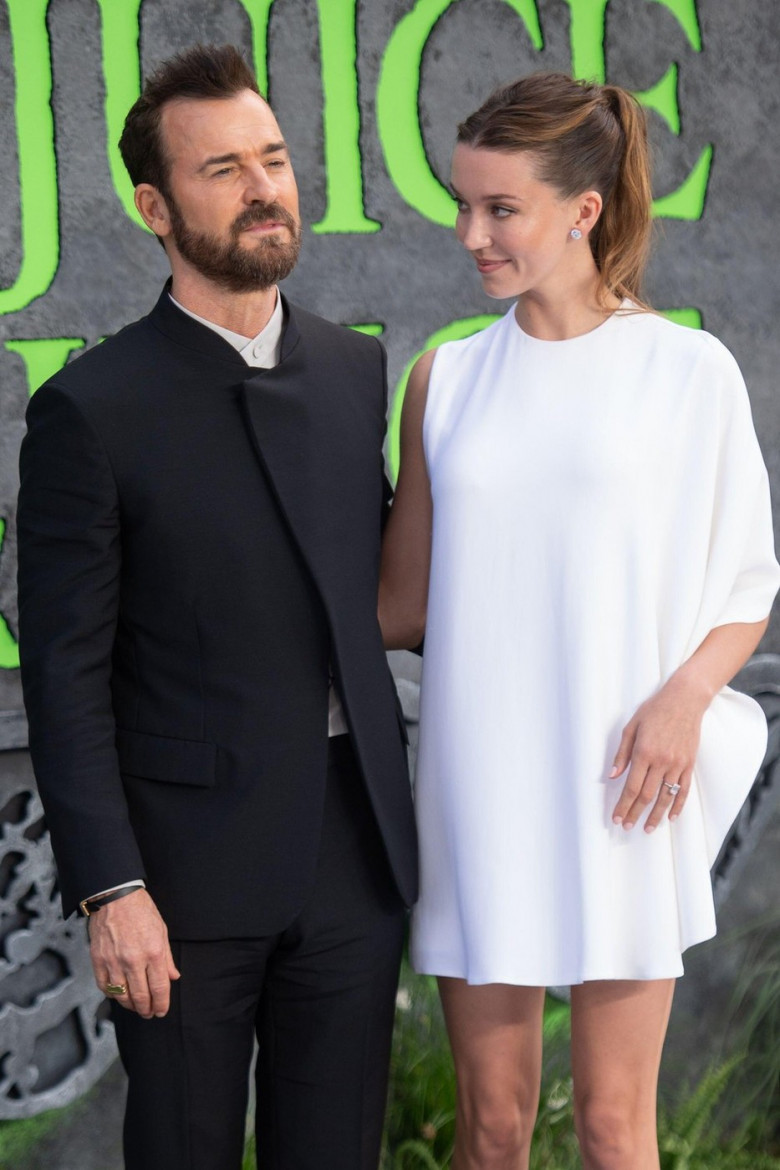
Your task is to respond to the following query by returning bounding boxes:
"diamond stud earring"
[570,228,582,240]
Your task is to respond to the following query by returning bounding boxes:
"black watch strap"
[80,884,144,917]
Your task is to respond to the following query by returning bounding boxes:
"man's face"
[158,89,302,292]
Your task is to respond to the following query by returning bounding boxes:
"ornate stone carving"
[0,753,116,1119]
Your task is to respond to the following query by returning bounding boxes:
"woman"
[379,73,780,1169]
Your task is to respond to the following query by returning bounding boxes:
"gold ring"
[105,982,128,997]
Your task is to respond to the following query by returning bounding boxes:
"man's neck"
[169,271,279,339]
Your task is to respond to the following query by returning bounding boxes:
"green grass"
[0,1109,61,1169]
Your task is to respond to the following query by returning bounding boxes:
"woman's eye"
[492,205,513,218]
[453,198,468,213]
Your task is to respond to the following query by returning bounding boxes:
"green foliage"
[0,1109,69,1169]
[658,1054,750,1169]
[391,1139,446,1169]
[242,1131,256,1170]
[381,971,456,1168]
[723,916,780,1147]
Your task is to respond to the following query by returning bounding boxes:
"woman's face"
[451,144,584,301]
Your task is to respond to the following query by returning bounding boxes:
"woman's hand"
[609,674,709,831]
[609,618,770,832]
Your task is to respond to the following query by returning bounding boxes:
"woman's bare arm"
[378,349,436,649]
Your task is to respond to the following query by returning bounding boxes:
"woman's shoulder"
[620,307,743,380]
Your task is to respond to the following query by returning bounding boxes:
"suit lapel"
[239,300,373,613]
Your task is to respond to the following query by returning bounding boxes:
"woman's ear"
[572,189,604,238]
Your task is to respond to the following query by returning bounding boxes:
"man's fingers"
[87,890,175,1017]
[100,972,134,1010]
[147,966,173,1017]
[127,972,154,1019]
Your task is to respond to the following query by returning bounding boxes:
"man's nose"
[243,165,278,203]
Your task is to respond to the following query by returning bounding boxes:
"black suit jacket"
[17,287,418,936]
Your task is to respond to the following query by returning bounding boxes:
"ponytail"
[593,86,653,306]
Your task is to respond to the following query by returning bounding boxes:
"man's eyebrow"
[198,142,288,172]
[198,152,241,172]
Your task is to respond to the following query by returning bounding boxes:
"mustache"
[232,203,299,235]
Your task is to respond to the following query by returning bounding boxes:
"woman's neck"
[516,275,621,341]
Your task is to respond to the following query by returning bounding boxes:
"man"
[17,44,417,1170]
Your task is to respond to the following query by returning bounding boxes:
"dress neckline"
[508,299,633,347]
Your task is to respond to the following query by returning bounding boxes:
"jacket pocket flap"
[116,729,217,787]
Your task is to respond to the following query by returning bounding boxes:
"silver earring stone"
[570,228,582,240]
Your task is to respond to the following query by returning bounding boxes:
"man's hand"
[88,888,180,1018]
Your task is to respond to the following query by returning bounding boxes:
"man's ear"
[135,184,172,238]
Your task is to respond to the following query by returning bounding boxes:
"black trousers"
[112,736,407,1170]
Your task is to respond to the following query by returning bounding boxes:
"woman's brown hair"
[457,73,653,307]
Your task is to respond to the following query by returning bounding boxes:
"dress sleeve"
[702,338,780,631]
[674,338,779,866]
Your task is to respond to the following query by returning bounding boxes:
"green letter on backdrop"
[95,0,147,231]
[5,338,86,396]
[311,0,380,233]
[235,0,275,98]
[0,0,59,314]
[377,0,543,227]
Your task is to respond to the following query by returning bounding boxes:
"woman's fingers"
[643,771,688,831]
[611,754,651,826]
[613,760,691,831]
[665,767,691,824]
[609,721,636,779]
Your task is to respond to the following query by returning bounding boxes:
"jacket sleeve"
[17,381,146,916]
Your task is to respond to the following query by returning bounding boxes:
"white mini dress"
[410,305,780,985]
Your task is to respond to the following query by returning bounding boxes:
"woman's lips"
[476,258,507,273]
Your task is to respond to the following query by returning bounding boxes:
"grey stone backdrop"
[0,0,778,1143]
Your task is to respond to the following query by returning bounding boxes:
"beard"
[167,198,302,292]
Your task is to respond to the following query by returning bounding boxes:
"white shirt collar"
[168,290,284,369]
